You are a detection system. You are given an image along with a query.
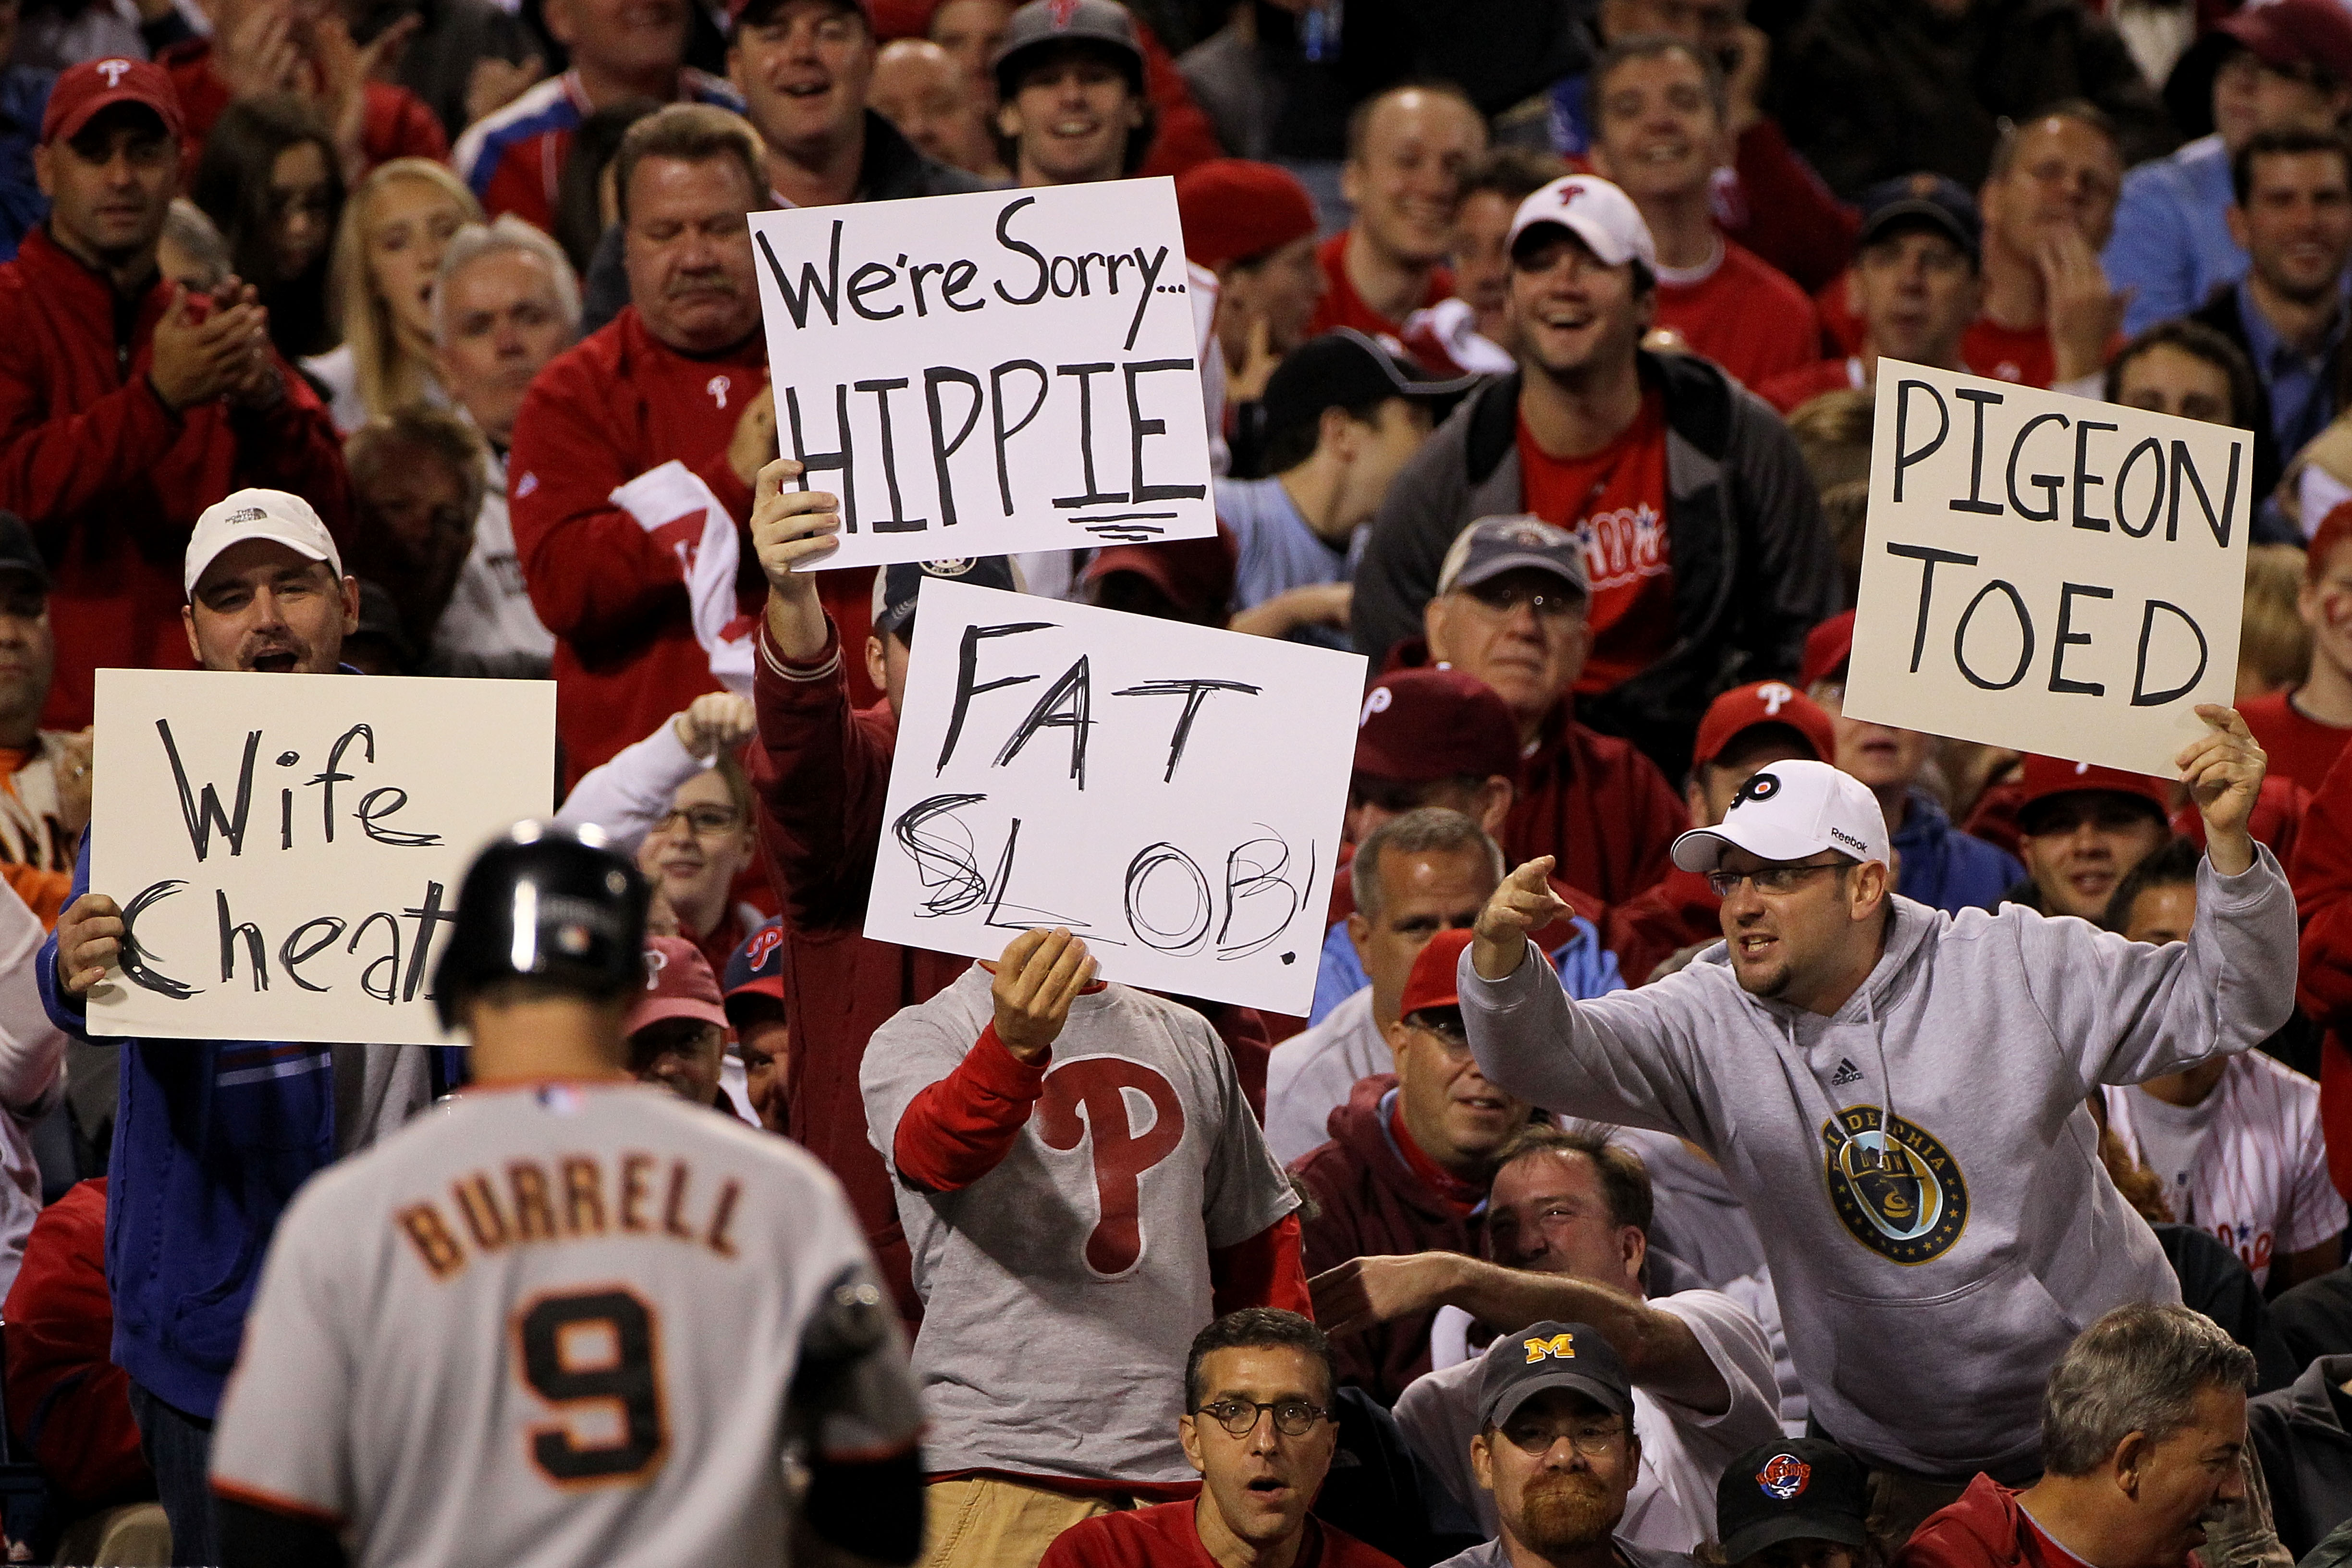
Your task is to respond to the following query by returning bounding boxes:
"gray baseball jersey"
[209,1079,920,1568]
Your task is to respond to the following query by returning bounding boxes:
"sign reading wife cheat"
[747,178,1216,570]
[88,670,556,1045]
[866,579,1363,1016]
[1842,361,2247,775]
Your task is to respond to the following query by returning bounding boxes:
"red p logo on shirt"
[1035,1055,1186,1277]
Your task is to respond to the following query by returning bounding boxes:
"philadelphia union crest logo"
[1820,1106,1969,1263]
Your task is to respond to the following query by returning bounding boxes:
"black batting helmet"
[433,822,650,1029]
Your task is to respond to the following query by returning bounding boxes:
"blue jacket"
[39,836,339,1419]
[1892,789,2022,917]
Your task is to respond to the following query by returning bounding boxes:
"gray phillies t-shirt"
[862,969,1300,1483]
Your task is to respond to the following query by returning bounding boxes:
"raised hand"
[1472,857,1568,980]
[750,457,842,662]
[673,692,756,758]
[2178,704,2266,875]
[990,927,1096,1063]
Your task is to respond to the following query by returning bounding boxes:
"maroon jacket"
[748,616,1273,1321]
[1506,701,1686,906]
[0,227,353,729]
[1290,1074,1482,1406]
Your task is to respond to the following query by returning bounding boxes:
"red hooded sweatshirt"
[0,227,353,729]
[1899,1475,2193,1568]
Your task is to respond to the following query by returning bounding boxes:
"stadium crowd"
[0,0,2346,1563]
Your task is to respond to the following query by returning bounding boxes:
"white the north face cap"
[184,488,342,600]
[1670,758,1892,875]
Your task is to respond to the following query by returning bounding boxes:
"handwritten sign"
[866,580,1362,1014]
[88,670,556,1045]
[1843,362,2247,774]
[748,178,1216,571]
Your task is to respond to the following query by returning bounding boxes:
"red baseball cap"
[1355,666,1522,785]
[42,56,183,146]
[2015,755,2174,829]
[625,937,730,1036]
[2219,0,2352,86]
[1691,682,1837,772]
[1176,159,1319,270]
[1800,612,1856,691]
[1398,928,1477,1019]
[1082,528,1238,623]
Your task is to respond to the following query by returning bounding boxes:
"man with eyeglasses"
[1352,175,1834,781]
[1459,715,2295,1535]
[1332,1124,1780,1551]
[1295,928,1539,1407]
[626,935,745,1118]
[1435,1318,1695,1568]
[1040,1308,1406,1568]
[1603,680,1836,987]
[1421,516,1685,910]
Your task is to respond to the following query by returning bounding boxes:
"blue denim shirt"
[2104,134,2248,337]
[2239,272,2351,462]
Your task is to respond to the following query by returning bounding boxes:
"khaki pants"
[922,1476,1124,1568]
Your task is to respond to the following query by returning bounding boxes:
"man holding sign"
[35,491,450,1566]
[1457,717,2290,1538]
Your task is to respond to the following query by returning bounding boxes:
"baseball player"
[206,824,925,1568]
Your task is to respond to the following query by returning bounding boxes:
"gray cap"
[993,0,1144,95]
[1475,1319,1633,1431]
[1436,514,1590,602]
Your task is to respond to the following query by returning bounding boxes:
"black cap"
[350,578,415,667]
[1856,173,1983,266]
[432,823,650,1029]
[993,0,1145,98]
[1260,329,1480,456]
[0,512,50,592]
[1716,1439,1871,1564]
[872,556,1020,640]
[1474,1320,1633,1432]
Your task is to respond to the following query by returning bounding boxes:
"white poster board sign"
[88,670,557,1045]
[866,581,1362,1014]
[747,178,1216,571]
[1843,361,2247,775]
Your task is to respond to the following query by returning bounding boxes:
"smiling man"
[1460,722,2292,1543]
[1900,1306,2255,1568]
[1041,1310,1407,1568]
[994,0,1151,187]
[1351,174,1832,779]
[2009,754,2175,920]
[1311,85,1488,343]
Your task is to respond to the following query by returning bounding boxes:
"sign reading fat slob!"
[1842,362,2247,775]
[747,178,1217,571]
[88,670,556,1045]
[864,580,1363,1016]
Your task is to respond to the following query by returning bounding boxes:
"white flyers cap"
[1670,759,1892,875]
[184,489,342,600]
[1507,175,1658,276]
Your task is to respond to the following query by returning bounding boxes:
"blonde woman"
[303,158,482,434]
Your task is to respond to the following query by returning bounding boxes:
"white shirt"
[1263,987,1389,1165]
[429,448,558,678]
[2103,1052,2347,1288]
[1394,1289,1784,1553]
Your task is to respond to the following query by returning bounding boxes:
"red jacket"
[0,228,353,729]
[3,1178,148,1508]
[1603,866,1721,987]
[163,40,448,177]
[1898,1476,2187,1568]
[1290,1073,1483,1407]
[1507,700,1686,906]
[750,618,1272,1320]
[2297,745,2352,1200]
[508,306,878,786]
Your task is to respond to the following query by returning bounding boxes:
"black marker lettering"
[1950,388,2005,515]
[1123,245,1170,351]
[756,220,843,329]
[856,378,925,532]
[1884,542,1979,673]
[989,360,1050,516]
[784,383,857,532]
[217,889,267,990]
[938,621,1050,772]
[995,656,1094,787]
[2132,600,2210,706]
[2168,440,2242,547]
[279,916,345,992]
[2048,582,2114,695]
[1953,579,2035,690]
[356,787,441,847]
[1125,359,1208,504]
[1891,380,1948,503]
[2072,419,2117,532]
[925,368,984,529]
[2004,410,2068,522]
[158,719,257,861]
[1111,678,1262,782]
[119,879,196,998]
[992,197,1048,305]
[1052,363,1126,509]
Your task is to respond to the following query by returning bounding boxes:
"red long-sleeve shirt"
[508,305,878,787]
[2297,746,2352,1200]
[3,1179,148,1508]
[0,228,354,729]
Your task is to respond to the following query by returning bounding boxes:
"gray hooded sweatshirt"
[1458,849,2297,1480]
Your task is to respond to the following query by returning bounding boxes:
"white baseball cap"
[184,489,343,599]
[1670,759,1892,875]
[1507,174,1658,276]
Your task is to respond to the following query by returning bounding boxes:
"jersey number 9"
[514,1287,668,1485]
